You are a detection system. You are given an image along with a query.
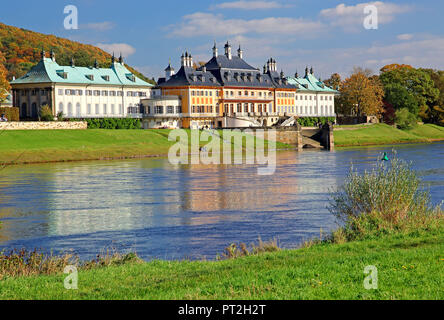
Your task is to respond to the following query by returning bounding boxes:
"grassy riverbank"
[334,123,444,147]
[0,129,290,165]
[0,227,442,300]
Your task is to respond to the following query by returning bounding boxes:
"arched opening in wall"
[59,103,64,116]
[31,102,38,118]
[76,103,81,117]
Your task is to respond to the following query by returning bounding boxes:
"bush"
[0,107,19,121]
[39,105,54,121]
[297,117,335,127]
[68,118,141,129]
[329,152,443,241]
[395,108,417,129]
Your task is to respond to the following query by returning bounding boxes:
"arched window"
[59,103,64,114]
[68,103,73,117]
[31,102,38,118]
[76,103,81,117]
[21,103,27,117]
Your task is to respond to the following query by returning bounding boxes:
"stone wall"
[222,126,303,150]
[0,121,87,130]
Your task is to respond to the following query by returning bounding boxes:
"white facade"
[54,85,152,118]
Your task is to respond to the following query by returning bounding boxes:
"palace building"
[141,42,299,129]
[10,50,153,119]
[141,42,337,129]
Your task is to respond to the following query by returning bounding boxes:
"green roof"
[287,74,338,93]
[11,58,153,87]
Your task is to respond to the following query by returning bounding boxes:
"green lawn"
[334,123,444,147]
[0,228,442,300]
[0,129,291,165]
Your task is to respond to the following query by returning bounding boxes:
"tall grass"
[329,152,443,242]
[0,248,142,280]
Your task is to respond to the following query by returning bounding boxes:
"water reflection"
[0,142,443,260]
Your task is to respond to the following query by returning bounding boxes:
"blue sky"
[1,0,443,80]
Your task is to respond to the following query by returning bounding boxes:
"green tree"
[395,108,417,129]
[379,66,439,119]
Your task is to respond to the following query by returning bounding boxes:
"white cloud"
[168,12,325,37]
[82,21,115,31]
[320,2,412,31]
[212,1,286,10]
[96,43,136,58]
[285,35,444,78]
[397,33,413,41]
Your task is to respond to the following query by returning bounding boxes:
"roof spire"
[70,57,75,67]
[50,48,55,62]
[237,44,243,59]
[41,47,46,60]
[94,59,98,68]
[213,40,218,58]
[119,53,123,64]
[112,52,115,63]
[295,70,298,78]
[305,66,309,77]
[310,66,314,75]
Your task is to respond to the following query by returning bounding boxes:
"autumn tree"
[338,68,384,117]
[324,73,341,90]
[0,51,10,103]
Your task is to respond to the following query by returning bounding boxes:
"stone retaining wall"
[0,121,87,130]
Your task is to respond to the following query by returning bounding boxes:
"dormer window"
[102,75,110,81]
[57,70,68,79]
[86,74,94,81]
[126,73,136,82]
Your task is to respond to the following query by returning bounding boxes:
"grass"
[0,129,292,165]
[334,123,444,147]
[0,228,442,300]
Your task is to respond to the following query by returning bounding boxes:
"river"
[0,142,443,260]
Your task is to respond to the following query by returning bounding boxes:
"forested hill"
[0,22,156,85]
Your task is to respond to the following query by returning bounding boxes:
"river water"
[0,142,443,260]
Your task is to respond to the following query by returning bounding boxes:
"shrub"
[395,107,417,129]
[75,118,142,129]
[0,107,19,121]
[329,152,443,241]
[297,117,335,127]
[56,111,64,121]
[39,105,54,121]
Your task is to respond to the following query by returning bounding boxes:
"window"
[191,91,195,96]
[119,104,123,114]
[155,106,163,114]
[237,104,242,113]
[87,104,91,115]
[103,104,107,114]
[76,103,81,117]
[111,104,115,114]
[94,90,100,96]
[58,89,64,95]
[86,90,92,96]
[117,91,123,97]
[244,91,248,96]
[102,91,108,96]
[65,89,70,96]
[95,104,100,114]
[176,106,182,114]
[59,103,64,114]
[127,91,132,97]
[167,106,174,114]
[110,91,116,97]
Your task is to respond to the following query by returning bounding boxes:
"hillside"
[0,22,155,85]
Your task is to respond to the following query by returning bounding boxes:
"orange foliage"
[380,64,413,74]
